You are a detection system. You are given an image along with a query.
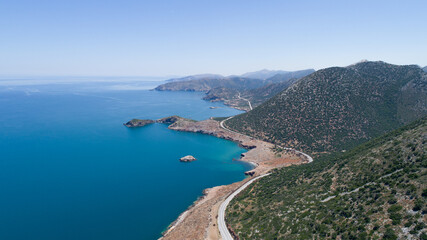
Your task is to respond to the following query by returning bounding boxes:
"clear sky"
[1,0,426,77]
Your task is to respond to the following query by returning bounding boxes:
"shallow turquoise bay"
[0,82,251,239]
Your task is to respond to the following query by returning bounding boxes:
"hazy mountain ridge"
[156,69,314,92]
[156,69,314,110]
[226,61,427,153]
[155,76,265,92]
[203,77,300,110]
[240,69,290,79]
[240,69,315,80]
[227,117,427,239]
[165,74,224,83]
[263,69,315,83]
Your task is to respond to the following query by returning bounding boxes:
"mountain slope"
[423,66,427,72]
[240,69,290,79]
[226,61,427,153]
[263,69,315,84]
[203,76,300,110]
[241,69,314,80]
[155,69,314,92]
[155,76,265,92]
[165,74,223,83]
[227,117,427,239]
[244,79,300,106]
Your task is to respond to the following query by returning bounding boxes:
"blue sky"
[1,0,426,76]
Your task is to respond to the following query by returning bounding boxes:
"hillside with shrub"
[226,61,427,153]
[155,69,314,110]
[203,77,299,110]
[227,117,427,239]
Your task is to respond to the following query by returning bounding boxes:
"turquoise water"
[0,81,250,239]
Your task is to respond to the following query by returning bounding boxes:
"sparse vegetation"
[226,117,427,239]
[227,61,427,153]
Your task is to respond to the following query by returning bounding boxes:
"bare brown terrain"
[160,118,308,240]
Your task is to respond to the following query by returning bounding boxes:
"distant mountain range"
[239,69,310,80]
[226,61,427,153]
[161,69,315,85]
[155,69,315,110]
[155,76,267,92]
[165,74,224,83]
[203,77,300,110]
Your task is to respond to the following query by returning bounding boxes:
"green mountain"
[227,117,427,239]
[226,61,427,153]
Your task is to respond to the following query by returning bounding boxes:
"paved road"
[218,173,271,240]
[217,116,314,239]
[220,117,313,163]
[237,92,253,110]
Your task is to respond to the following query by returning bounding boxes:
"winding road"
[220,117,313,164]
[218,173,271,240]
[237,92,253,110]
[217,116,313,239]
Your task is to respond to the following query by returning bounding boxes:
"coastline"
[159,117,311,239]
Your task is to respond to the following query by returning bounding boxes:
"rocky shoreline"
[123,116,195,128]
[125,116,309,240]
[123,119,155,127]
[124,115,310,239]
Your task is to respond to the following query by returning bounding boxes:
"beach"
[160,117,310,239]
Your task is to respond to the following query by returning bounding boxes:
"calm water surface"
[0,81,251,239]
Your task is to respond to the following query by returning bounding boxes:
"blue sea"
[0,79,251,240]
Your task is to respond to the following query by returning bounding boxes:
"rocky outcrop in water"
[157,116,186,124]
[180,155,196,162]
[124,119,155,127]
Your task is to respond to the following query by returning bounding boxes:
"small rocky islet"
[179,155,197,162]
